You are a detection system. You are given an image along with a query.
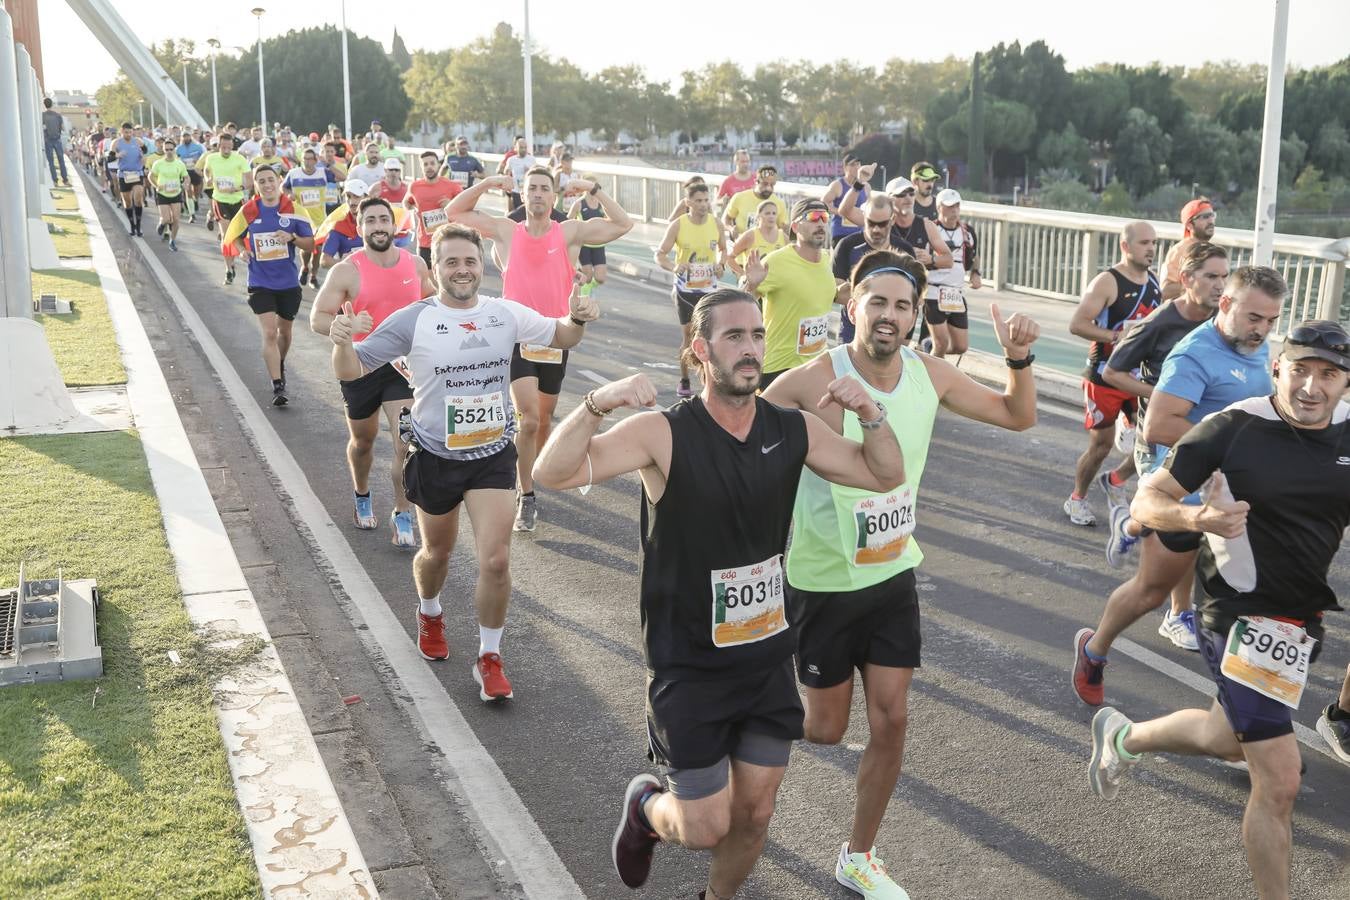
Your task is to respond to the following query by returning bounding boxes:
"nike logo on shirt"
[402,278,414,284]
[547,247,559,254]
[761,441,782,454]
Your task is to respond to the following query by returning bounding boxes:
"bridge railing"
[401,147,1350,333]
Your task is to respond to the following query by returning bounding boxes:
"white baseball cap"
[937,188,962,207]
[885,177,915,196]
[343,178,370,197]
[383,157,403,170]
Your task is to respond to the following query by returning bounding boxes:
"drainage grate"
[0,589,16,657]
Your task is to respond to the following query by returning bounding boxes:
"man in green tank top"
[763,249,1042,899]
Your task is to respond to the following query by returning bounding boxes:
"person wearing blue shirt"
[112,122,148,235]
[1072,265,1288,703]
[441,136,485,189]
[177,133,206,222]
[227,165,316,407]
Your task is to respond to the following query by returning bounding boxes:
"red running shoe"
[612,774,662,888]
[417,612,449,661]
[1072,627,1106,706]
[473,652,514,701]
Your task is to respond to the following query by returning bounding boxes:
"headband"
[858,265,919,293]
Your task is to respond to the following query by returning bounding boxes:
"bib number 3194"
[444,391,506,450]
[711,555,787,648]
[852,488,915,566]
[1220,616,1315,709]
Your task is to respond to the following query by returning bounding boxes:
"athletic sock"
[1329,704,1350,722]
[1070,492,1085,501]
[124,206,134,225]
[133,206,143,227]
[1083,642,1108,663]
[272,378,284,389]
[1114,724,1142,761]
[1108,471,1127,488]
[354,490,370,498]
[419,595,442,616]
[521,490,535,498]
[479,625,503,656]
[636,787,660,832]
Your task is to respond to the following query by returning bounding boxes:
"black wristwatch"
[1006,354,1035,370]
[569,315,588,327]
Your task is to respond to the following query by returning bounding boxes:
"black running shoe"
[612,774,661,888]
[271,382,289,407]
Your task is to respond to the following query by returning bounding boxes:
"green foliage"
[968,52,986,192]
[1174,61,1266,118]
[1136,183,1195,218]
[1112,108,1171,196]
[1169,113,1242,191]
[1099,180,1134,215]
[980,41,1072,133]
[1036,175,1097,212]
[1290,165,1333,212]
[1036,123,1092,183]
[390,29,412,72]
[1311,121,1350,176]
[1066,68,1130,144]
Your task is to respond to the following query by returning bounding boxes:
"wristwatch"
[858,401,888,430]
[569,315,588,327]
[1006,354,1035,370]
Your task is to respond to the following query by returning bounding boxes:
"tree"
[877,57,969,131]
[1066,68,1131,145]
[1099,180,1134,215]
[1289,165,1333,212]
[689,62,751,141]
[1174,61,1265,118]
[981,40,1073,133]
[390,29,412,72]
[1036,124,1092,183]
[1219,58,1350,172]
[813,62,883,145]
[938,97,1036,179]
[1114,64,1188,137]
[444,24,524,145]
[1168,112,1242,192]
[94,77,143,127]
[403,50,455,133]
[967,52,986,191]
[1037,174,1097,212]
[746,63,795,151]
[1111,107,1170,196]
[1311,121,1350,177]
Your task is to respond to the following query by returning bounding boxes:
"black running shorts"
[788,568,922,689]
[403,442,517,516]
[579,245,607,267]
[340,362,414,421]
[924,291,969,328]
[246,286,303,321]
[509,344,569,395]
[645,658,803,776]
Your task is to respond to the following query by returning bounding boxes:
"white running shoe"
[1096,470,1131,515]
[1158,609,1200,651]
[836,843,911,899]
[1089,706,1140,800]
[1064,496,1096,526]
[1114,415,1136,455]
[1105,506,1140,568]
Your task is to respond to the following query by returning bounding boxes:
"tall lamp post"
[206,38,221,126]
[251,7,267,132]
[340,0,352,139]
[522,0,534,152]
[1253,0,1289,268]
[161,74,172,128]
[180,55,191,108]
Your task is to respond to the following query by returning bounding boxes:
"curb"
[71,174,377,898]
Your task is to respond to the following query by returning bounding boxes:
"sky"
[38,0,1350,96]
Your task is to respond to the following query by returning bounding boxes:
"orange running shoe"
[417,612,449,661]
[473,652,514,701]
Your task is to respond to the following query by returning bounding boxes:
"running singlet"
[203,152,250,204]
[501,221,573,319]
[927,221,969,294]
[829,177,865,240]
[348,249,423,340]
[787,345,939,592]
[405,177,463,248]
[673,214,721,294]
[284,168,329,225]
[353,296,557,461]
[640,396,808,680]
[150,158,188,198]
[226,198,314,290]
[1085,269,1160,385]
[717,173,756,199]
[726,190,788,234]
[757,245,837,374]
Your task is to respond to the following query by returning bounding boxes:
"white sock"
[419,595,441,616]
[479,625,503,656]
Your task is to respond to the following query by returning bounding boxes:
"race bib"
[121,172,141,184]
[253,231,289,262]
[852,488,916,566]
[444,391,507,450]
[745,213,758,230]
[324,182,340,202]
[520,343,563,364]
[421,207,449,230]
[299,187,322,206]
[710,555,787,648]
[216,176,237,193]
[1220,616,1315,709]
[938,287,965,313]
[451,170,469,187]
[797,314,829,357]
[686,261,716,291]
[158,179,181,194]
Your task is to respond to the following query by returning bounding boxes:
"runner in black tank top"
[1065,221,1161,528]
[532,289,905,897]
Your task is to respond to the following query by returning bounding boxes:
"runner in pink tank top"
[309,197,437,548]
[502,220,573,318]
[445,165,635,531]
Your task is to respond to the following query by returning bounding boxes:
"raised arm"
[926,303,1039,431]
[532,374,668,495]
[567,180,633,246]
[801,376,905,492]
[446,174,516,242]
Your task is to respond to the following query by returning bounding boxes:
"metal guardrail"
[400,147,1350,332]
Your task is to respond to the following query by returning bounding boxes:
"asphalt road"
[98,191,1350,900]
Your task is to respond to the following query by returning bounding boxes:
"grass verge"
[41,213,91,259]
[0,432,260,899]
[49,186,78,212]
[32,268,126,387]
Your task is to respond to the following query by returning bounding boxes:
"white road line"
[577,368,608,386]
[95,191,586,898]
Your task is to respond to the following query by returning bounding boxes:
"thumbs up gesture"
[990,302,1039,360]
[1197,472,1250,539]
[330,300,371,346]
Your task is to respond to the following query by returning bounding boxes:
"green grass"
[49,187,78,212]
[0,433,261,899]
[41,213,91,259]
[32,269,125,387]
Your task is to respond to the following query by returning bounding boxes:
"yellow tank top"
[739,226,788,266]
[674,214,721,293]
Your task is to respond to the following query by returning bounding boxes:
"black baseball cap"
[1283,320,1350,371]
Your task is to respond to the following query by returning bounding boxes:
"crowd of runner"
[56,118,1350,900]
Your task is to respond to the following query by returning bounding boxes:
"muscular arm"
[445,175,515,243]
[838,185,865,227]
[1069,272,1119,343]
[802,409,905,493]
[1131,469,1202,532]
[570,188,633,246]
[1140,389,1196,447]
[1102,365,1152,399]
[925,354,1038,431]
[310,260,359,334]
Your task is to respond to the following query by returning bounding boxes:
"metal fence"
[402,146,1350,333]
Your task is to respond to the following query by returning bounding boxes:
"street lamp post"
[180,56,190,108]
[138,100,144,127]
[251,8,267,131]
[522,0,534,152]
[161,74,171,128]
[340,0,352,139]
[1253,0,1289,268]
[206,39,220,126]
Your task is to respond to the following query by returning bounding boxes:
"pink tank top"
[350,249,422,341]
[502,220,573,318]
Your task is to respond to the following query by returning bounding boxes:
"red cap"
[1180,198,1213,236]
